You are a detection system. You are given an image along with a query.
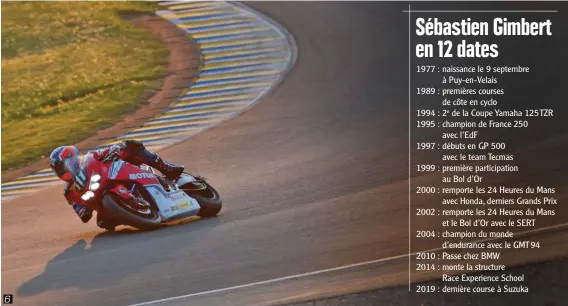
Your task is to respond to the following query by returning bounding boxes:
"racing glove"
[71,202,92,223]
[97,145,122,164]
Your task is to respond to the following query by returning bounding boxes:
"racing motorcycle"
[66,151,222,230]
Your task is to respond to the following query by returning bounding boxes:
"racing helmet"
[49,146,80,182]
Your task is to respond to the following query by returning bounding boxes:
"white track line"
[126,254,407,306]
[127,221,568,305]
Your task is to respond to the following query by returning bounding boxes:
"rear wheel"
[102,193,162,230]
[179,177,222,218]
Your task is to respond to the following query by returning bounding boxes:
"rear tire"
[180,179,222,218]
[102,193,162,230]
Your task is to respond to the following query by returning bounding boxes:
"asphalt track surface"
[4,2,568,306]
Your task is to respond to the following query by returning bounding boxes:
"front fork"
[108,184,151,213]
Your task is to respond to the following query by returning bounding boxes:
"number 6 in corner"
[3,294,13,304]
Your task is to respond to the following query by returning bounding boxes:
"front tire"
[102,193,162,230]
[180,178,222,218]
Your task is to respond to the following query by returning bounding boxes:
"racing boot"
[150,156,184,182]
[120,140,184,181]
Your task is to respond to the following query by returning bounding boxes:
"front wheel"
[102,193,162,230]
[180,178,222,218]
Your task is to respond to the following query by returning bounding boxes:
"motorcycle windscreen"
[64,156,88,190]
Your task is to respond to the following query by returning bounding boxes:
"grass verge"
[1,2,170,170]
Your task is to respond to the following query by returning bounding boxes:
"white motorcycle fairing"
[175,173,202,188]
[143,184,201,221]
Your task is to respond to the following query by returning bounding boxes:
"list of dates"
[410,58,558,294]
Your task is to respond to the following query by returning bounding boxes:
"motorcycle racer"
[49,140,184,230]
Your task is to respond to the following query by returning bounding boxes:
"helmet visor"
[52,160,67,178]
